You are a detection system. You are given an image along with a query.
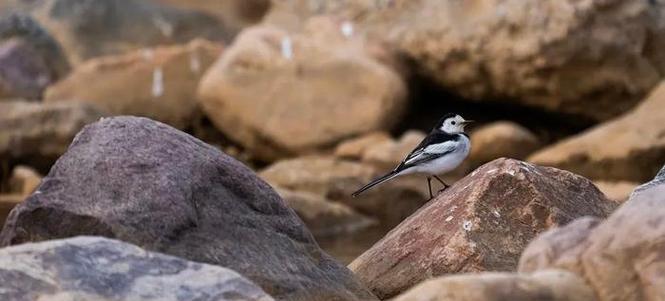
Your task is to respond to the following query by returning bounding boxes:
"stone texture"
[392,270,596,301]
[30,0,228,65]
[468,121,541,168]
[519,164,665,301]
[153,0,271,33]
[45,39,222,129]
[267,0,665,121]
[274,186,376,237]
[0,194,22,228]
[349,158,615,299]
[529,82,665,182]
[260,156,428,227]
[0,116,376,301]
[0,12,70,80]
[0,100,104,172]
[198,17,407,161]
[0,236,274,301]
[0,38,52,99]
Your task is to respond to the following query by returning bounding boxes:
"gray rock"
[0,116,377,301]
[0,38,52,99]
[0,12,70,80]
[0,236,274,301]
[30,0,231,64]
[632,164,665,196]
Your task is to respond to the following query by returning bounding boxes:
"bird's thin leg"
[433,175,449,192]
[427,177,433,199]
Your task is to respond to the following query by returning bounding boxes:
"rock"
[392,270,595,301]
[0,38,52,99]
[0,100,104,173]
[260,156,428,226]
[518,164,665,301]
[30,0,228,65]
[468,121,541,168]
[349,158,615,299]
[198,17,407,161]
[593,180,638,203]
[274,186,376,237]
[153,0,271,32]
[0,12,70,80]
[45,39,222,129]
[361,130,426,168]
[0,194,22,227]
[269,0,665,121]
[0,236,274,301]
[334,132,392,161]
[529,82,665,182]
[0,117,377,301]
[8,166,41,196]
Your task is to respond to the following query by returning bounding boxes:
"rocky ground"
[1,0,665,300]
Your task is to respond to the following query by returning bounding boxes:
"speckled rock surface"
[349,158,615,299]
[0,117,377,301]
[0,236,274,301]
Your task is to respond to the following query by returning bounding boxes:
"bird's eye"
[451,121,456,125]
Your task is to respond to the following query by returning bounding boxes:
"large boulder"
[518,164,665,301]
[0,236,274,301]
[0,116,377,301]
[392,270,595,301]
[198,17,407,161]
[45,39,222,129]
[259,156,428,227]
[0,100,104,173]
[0,13,70,98]
[348,158,615,299]
[267,0,665,121]
[529,82,665,182]
[30,0,228,65]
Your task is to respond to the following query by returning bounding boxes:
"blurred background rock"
[1,0,664,280]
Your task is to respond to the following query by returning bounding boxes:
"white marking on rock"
[506,169,516,176]
[493,210,501,218]
[449,205,458,212]
[341,21,354,37]
[463,220,473,231]
[151,67,164,98]
[189,52,201,74]
[445,216,454,222]
[486,168,498,174]
[281,37,293,60]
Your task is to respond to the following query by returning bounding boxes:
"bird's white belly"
[402,136,470,176]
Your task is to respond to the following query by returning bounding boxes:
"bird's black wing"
[394,130,461,171]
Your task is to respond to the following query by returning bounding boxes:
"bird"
[352,113,473,199]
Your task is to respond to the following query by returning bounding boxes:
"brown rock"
[274,186,376,237]
[349,158,615,299]
[30,0,228,65]
[0,116,377,301]
[518,165,665,301]
[268,0,665,121]
[392,270,596,301]
[153,0,271,31]
[8,166,41,196]
[0,100,104,172]
[334,132,392,161]
[259,156,428,227]
[468,121,541,168]
[529,82,665,182]
[198,17,407,161]
[45,40,222,129]
[593,181,639,203]
[361,130,426,167]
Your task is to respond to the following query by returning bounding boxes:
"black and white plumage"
[352,113,473,199]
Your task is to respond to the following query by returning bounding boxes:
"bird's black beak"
[461,120,475,125]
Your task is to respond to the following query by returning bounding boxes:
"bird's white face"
[440,115,471,134]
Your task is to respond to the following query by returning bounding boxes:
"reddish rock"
[519,165,665,301]
[349,158,615,299]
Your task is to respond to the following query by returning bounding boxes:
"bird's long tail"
[351,170,401,197]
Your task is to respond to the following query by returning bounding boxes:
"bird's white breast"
[406,134,470,175]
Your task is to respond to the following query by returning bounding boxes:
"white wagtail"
[352,113,473,199]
